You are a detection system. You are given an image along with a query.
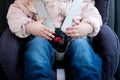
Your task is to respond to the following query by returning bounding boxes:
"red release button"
[54,37,63,42]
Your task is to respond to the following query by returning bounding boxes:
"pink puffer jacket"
[7,0,102,38]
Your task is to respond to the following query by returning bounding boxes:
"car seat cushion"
[92,24,120,80]
[0,28,23,80]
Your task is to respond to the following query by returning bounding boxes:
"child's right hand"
[25,17,55,41]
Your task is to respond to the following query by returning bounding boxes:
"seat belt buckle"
[54,37,63,42]
[50,28,71,53]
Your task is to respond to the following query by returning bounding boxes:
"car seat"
[0,0,120,80]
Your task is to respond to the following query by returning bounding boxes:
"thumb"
[38,16,46,23]
[73,18,80,25]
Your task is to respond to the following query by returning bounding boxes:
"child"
[7,0,102,80]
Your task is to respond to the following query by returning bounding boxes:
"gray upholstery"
[107,0,115,30]
[114,0,120,40]
[95,0,110,24]
[114,0,120,80]
[107,0,120,40]
[107,1,120,79]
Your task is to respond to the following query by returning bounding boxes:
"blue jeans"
[24,37,102,80]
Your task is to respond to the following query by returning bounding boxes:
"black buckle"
[50,28,71,53]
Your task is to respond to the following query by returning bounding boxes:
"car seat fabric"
[95,0,110,23]
[92,24,120,80]
[0,28,24,80]
[94,0,120,80]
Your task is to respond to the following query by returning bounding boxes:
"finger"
[38,16,46,23]
[41,33,53,41]
[73,18,80,25]
[41,27,55,38]
[65,29,78,34]
[67,33,80,38]
[43,27,55,34]
[47,29,55,34]
[44,31,55,38]
[66,26,78,30]
[47,33,55,38]
[66,27,73,30]
[38,30,53,40]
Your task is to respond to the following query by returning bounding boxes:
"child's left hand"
[65,19,93,38]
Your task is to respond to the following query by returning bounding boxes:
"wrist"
[81,22,93,35]
[86,23,93,34]
[25,22,33,34]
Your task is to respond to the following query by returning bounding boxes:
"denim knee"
[24,37,55,80]
[68,38,100,63]
[66,38,102,80]
[67,38,92,59]
[26,37,51,49]
[25,36,55,64]
[70,38,90,48]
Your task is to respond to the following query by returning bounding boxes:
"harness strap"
[34,0,83,32]
[34,0,55,31]
[61,0,84,31]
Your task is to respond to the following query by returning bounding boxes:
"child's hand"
[26,17,55,41]
[65,19,93,38]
